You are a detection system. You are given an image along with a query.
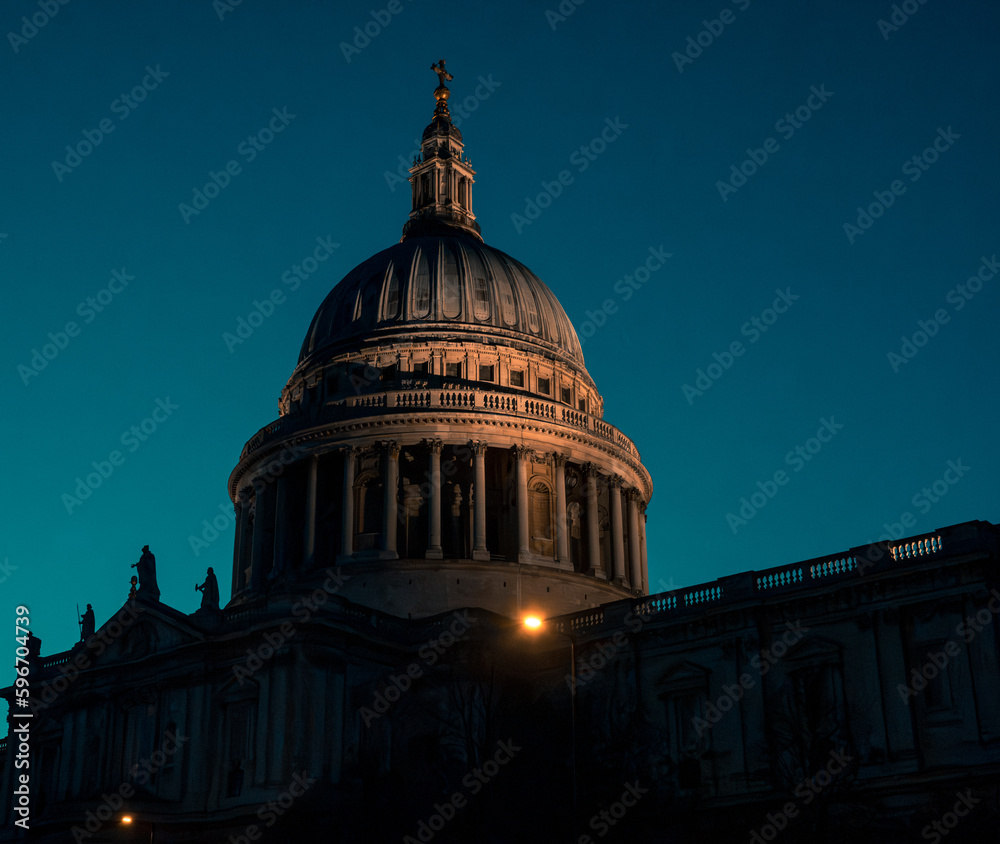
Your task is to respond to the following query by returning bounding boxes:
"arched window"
[383,264,400,320]
[466,249,491,320]
[412,250,431,317]
[354,473,383,551]
[529,480,553,556]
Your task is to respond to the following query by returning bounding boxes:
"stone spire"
[401,60,482,242]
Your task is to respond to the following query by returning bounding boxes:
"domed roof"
[299,232,585,367]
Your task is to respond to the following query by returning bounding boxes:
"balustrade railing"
[562,526,964,636]
[242,386,641,460]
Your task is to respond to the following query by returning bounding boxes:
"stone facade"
[2,70,998,843]
[2,522,999,842]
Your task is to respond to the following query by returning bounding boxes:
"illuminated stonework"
[227,68,653,619]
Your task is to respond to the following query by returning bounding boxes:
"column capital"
[469,440,488,456]
[551,452,568,467]
[512,445,534,460]
[382,440,401,459]
[583,462,600,478]
[625,487,641,502]
[608,474,624,490]
[424,438,444,454]
[341,444,357,456]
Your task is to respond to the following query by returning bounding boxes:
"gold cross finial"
[431,59,453,87]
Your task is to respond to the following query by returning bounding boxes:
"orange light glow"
[121,816,133,824]
[523,615,543,629]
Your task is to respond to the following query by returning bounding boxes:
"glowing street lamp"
[522,615,577,841]
[120,813,153,843]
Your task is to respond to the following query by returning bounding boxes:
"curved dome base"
[329,558,635,620]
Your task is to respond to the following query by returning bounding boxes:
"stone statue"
[196,567,220,611]
[131,545,160,602]
[80,604,95,641]
[128,575,138,601]
[431,59,453,86]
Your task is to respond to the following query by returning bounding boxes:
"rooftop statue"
[131,544,160,602]
[196,566,220,611]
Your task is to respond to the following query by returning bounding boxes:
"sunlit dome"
[298,234,586,370]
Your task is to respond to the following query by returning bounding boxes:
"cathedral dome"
[298,233,585,371]
[230,62,652,622]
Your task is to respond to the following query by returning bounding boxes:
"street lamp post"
[523,615,577,842]
[120,814,154,843]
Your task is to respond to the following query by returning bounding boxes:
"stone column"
[585,464,603,577]
[609,476,626,585]
[426,439,443,559]
[232,494,248,596]
[627,489,642,592]
[553,454,569,564]
[341,447,356,558]
[271,475,289,578]
[514,446,532,559]
[381,441,400,558]
[303,455,319,568]
[250,481,269,591]
[472,441,489,561]
[639,503,649,593]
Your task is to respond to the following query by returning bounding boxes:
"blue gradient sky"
[2,0,998,724]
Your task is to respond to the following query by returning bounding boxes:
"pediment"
[78,599,209,667]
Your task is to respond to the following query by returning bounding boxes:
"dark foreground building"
[3,68,999,843]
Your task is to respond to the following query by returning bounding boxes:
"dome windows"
[412,250,431,318]
[383,264,400,320]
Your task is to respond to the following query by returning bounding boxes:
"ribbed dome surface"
[299,233,585,366]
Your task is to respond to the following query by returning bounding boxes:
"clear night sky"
[2,0,998,725]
